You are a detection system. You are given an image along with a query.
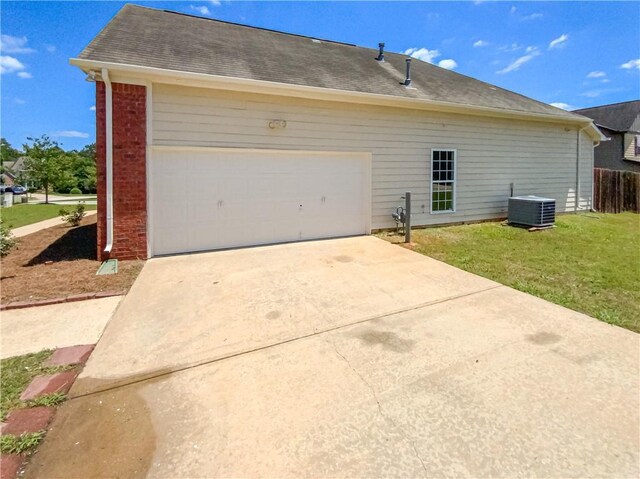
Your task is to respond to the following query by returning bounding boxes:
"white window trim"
[430,148,457,215]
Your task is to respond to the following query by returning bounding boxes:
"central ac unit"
[508,196,556,227]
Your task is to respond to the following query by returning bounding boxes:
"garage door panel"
[150,149,370,255]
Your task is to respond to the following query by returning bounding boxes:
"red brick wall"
[96,82,107,260]
[95,81,147,261]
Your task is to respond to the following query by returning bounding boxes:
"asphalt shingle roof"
[573,100,640,133]
[78,4,586,121]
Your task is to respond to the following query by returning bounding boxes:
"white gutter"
[102,68,114,254]
[72,58,604,142]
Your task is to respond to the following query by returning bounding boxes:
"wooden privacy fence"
[593,168,640,213]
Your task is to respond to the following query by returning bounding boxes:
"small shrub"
[0,431,44,454]
[59,202,86,227]
[0,219,17,257]
[69,187,82,195]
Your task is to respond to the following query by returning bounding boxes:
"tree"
[1,138,21,182]
[0,138,20,166]
[68,146,96,193]
[23,136,69,204]
[50,145,96,194]
[78,143,95,161]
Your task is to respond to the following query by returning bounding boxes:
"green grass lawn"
[0,350,70,454]
[382,213,640,333]
[0,203,97,229]
[0,350,69,421]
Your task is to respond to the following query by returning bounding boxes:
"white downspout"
[575,125,589,212]
[102,68,113,253]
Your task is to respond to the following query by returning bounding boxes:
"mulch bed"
[1,216,144,304]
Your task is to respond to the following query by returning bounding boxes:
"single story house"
[73,4,603,260]
[573,100,640,173]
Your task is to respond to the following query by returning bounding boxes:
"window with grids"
[431,149,455,213]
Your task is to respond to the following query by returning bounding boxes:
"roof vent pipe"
[403,58,412,87]
[376,42,385,61]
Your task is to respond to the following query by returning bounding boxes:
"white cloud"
[45,44,56,53]
[499,43,523,52]
[522,13,543,21]
[473,40,489,48]
[550,102,571,110]
[510,6,542,21]
[17,71,32,79]
[586,71,606,78]
[209,0,221,5]
[579,88,622,98]
[620,58,640,70]
[0,55,25,74]
[404,47,440,63]
[438,59,458,70]
[0,35,35,54]
[89,105,96,111]
[496,47,540,74]
[51,130,89,138]
[190,5,211,16]
[14,98,26,105]
[549,34,569,50]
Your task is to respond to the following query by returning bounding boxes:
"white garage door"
[150,147,371,256]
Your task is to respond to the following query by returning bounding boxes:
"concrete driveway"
[25,236,639,478]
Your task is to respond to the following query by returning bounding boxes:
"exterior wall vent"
[402,58,412,87]
[508,195,556,227]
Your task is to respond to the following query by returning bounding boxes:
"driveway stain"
[355,329,415,353]
[266,310,282,320]
[334,255,353,263]
[22,371,173,479]
[552,348,599,365]
[526,331,562,345]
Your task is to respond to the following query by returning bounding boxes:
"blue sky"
[2,1,639,151]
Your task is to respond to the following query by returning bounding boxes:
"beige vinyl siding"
[152,83,593,229]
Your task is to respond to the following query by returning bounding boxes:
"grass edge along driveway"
[0,203,97,229]
[379,212,639,333]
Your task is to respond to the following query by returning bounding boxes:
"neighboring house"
[1,156,29,186]
[573,100,640,173]
[0,170,15,186]
[73,4,603,260]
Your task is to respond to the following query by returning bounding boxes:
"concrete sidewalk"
[0,296,122,359]
[11,210,97,238]
[29,193,97,204]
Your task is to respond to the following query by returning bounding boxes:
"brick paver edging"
[0,344,96,479]
[0,290,125,311]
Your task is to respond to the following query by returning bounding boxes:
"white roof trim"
[71,57,604,142]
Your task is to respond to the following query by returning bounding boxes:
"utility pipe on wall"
[102,68,114,253]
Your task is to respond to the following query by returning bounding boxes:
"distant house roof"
[4,156,28,173]
[573,100,640,133]
[77,4,589,123]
